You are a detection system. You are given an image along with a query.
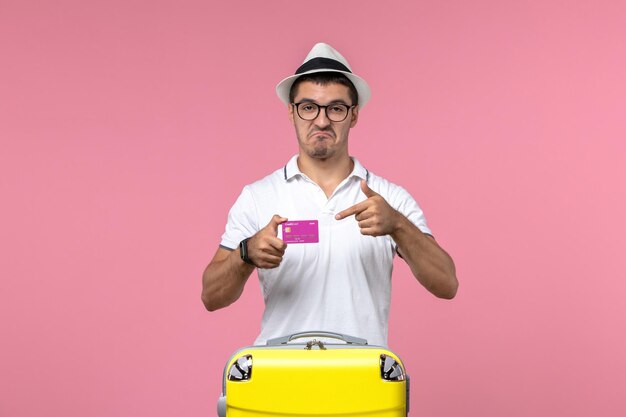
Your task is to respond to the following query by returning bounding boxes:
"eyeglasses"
[292,102,355,122]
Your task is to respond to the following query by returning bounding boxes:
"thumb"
[360,180,378,198]
[267,214,288,234]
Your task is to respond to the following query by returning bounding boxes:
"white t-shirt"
[220,155,432,346]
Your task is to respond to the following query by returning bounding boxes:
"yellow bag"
[217,331,409,416]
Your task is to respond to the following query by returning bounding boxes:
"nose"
[313,106,331,128]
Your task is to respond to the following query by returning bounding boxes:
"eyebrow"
[297,98,351,106]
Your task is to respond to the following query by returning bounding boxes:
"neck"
[297,152,354,197]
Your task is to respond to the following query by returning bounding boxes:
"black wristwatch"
[239,238,255,266]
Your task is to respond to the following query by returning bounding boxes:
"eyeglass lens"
[296,103,350,122]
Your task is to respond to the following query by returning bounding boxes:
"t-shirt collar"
[284,155,369,182]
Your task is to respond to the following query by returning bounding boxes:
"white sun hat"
[275,43,371,108]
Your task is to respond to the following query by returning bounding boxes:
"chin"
[309,147,333,159]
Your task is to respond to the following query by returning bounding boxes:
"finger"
[250,234,285,261]
[355,209,374,222]
[358,226,381,237]
[358,218,377,229]
[257,256,283,269]
[266,236,287,253]
[248,234,284,257]
[250,245,282,266]
[335,202,366,220]
[267,214,288,234]
[360,180,379,198]
[261,252,284,263]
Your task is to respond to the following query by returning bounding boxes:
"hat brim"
[275,69,371,108]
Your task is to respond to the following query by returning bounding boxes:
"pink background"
[1,0,625,416]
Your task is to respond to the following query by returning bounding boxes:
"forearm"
[391,215,458,299]
[201,248,255,311]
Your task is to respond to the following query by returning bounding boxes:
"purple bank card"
[281,220,319,244]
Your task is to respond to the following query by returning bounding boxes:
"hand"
[335,180,401,237]
[247,215,288,269]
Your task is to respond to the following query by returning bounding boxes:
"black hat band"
[295,57,352,75]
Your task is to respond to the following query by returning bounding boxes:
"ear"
[288,103,295,123]
[349,105,359,128]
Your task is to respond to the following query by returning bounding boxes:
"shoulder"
[366,171,414,204]
[365,169,432,234]
[243,165,287,195]
[228,165,285,212]
[351,157,411,200]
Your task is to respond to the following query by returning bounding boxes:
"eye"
[300,104,316,112]
[329,105,347,113]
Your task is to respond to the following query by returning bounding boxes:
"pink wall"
[1,0,625,416]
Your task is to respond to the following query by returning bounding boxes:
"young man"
[202,43,457,346]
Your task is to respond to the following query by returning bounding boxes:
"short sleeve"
[390,186,433,237]
[219,186,260,250]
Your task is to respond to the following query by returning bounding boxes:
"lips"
[310,129,334,139]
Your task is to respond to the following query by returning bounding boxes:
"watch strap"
[239,238,255,266]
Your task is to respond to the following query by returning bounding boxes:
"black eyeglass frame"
[291,102,356,122]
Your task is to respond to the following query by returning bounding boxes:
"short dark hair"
[289,72,358,106]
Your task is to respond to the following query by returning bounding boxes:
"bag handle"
[266,331,368,346]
